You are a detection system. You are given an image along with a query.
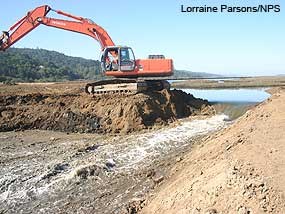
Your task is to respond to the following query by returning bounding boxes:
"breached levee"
[0,89,215,133]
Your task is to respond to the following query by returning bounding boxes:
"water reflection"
[180,88,270,120]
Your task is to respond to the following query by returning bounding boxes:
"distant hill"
[172,70,221,79]
[0,48,101,82]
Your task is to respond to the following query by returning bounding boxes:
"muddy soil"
[0,89,214,134]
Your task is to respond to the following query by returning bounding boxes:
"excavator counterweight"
[0,5,173,94]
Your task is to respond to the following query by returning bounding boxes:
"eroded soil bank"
[0,89,214,133]
[141,88,285,213]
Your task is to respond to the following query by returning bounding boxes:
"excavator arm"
[0,4,173,94]
[0,5,115,51]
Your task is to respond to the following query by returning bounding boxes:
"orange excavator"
[0,5,173,94]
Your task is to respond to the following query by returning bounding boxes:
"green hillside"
[0,48,101,82]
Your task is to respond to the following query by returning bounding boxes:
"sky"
[0,0,284,76]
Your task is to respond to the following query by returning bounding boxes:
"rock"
[146,169,155,177]
[85,144,101,152]
[106,158,116,168]
[54,163,69,172]
[237,138,243,144]
[152,174,164,184]
[226,144,232,151]
[206,208,218,214]
[237,206,251,214]
[1,111,14,119]
[176,157,183,162]
[42,163,69,180]
[76,164,100,179]
[125,198,145,214]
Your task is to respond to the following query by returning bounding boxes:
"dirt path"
[141,87,285,213]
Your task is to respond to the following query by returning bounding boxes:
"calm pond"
[180,88,270,120]
[181,88,270,103]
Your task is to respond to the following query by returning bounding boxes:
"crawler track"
[85,79,170,95]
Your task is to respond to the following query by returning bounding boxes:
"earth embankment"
[0,86,214,133]
[141,87,285,213]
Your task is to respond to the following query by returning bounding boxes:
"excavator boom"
[0,5,173,94]
[0,5,115,51]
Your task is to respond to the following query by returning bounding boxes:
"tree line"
[0,48,102,83]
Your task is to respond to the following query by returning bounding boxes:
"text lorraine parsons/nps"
[180,4,281,13]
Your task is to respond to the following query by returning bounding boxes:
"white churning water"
[102,114,229,171]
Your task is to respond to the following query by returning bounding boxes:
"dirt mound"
[0,89,213,134]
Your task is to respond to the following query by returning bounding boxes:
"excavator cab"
[0,31,9,47]
[101,46,136,72]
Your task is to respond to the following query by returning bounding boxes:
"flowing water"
[0,115,229,213]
